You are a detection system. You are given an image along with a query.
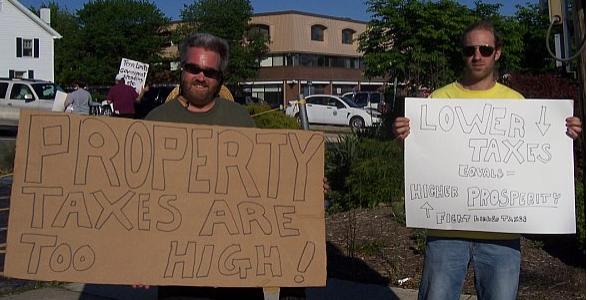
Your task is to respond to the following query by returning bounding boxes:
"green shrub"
[247,103,299,129]
[325,136,404,211]
[575,179,585,252]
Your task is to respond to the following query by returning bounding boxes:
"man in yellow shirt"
[394,20,582,300]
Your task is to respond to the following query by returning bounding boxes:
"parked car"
[0,78,63,126]
[285,94,381,129]
[134,84,176,119]
[341,91,381,109]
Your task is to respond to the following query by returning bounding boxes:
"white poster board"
[404,98,575,234]
[51,91,68,112]
[118,58,149,93]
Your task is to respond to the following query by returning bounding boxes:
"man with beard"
[393,21,582,300]
[142,33,308,300]
[145,32,254,128]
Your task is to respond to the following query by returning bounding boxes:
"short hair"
[462,20,503,49]
[72,80,85,88]
[179,32,230,72]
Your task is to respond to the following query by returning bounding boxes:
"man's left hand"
[566,116,582,140]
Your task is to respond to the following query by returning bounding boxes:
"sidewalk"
[0,278,477,300]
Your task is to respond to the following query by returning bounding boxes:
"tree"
[179,0,268,85]
[515,2,554,72]
[41,2,82,85]
[76,0,168,85]
[359,0,526,90]
[359,0,474,90]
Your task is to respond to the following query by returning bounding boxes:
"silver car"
[0,78,63,127]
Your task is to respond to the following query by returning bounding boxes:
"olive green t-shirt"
[145,97,255,128]
[427,81,523,240]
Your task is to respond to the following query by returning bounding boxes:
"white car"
[286,94,381,129]
[0,78,62,126]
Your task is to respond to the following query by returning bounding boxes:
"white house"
[0,0,61,81]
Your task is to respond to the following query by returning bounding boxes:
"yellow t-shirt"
[427,81,523,240]
[430,81,524,99]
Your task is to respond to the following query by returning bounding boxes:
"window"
[272,55,284,66]
[260,57,272,67]
[23,39,33,57]
[342,29,355,44]
[307,96,328,106]
[10,84,34,100]
[248,24,270,41]
[311,25,327,41]
[16,37,39,58]
[32,83,61,100]
[0,83,8,98]
[327,97,345,109]
[369,93,382,104]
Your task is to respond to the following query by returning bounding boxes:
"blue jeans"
[418,237,521,300]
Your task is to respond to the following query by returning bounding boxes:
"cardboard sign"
[118,58,149,93]
[404,98,575,234]
[5,111,326,287]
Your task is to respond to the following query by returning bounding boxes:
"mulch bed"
[325,206,586,299]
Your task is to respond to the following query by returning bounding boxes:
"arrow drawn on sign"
[420,202,434,218]
[535,106,550,136]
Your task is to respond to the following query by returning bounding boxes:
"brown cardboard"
[4,111,326,287]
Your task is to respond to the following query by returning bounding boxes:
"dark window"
[10,84,34,100]
[31,83,61,100]
[0,83,8,98]
[370,93,382,104]
[327,97,345,109]
[307,96,328,106]
[248,24,270,41]
[354,93,368,106]
[311,25,326,41]
[22,39,33,57]
[342,29,355,44]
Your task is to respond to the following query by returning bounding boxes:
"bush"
[326,136,404,211]
[575,179,585,252]
[246,103,299,129]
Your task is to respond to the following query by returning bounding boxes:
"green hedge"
[246,103,299,129]
[325,135,404,212]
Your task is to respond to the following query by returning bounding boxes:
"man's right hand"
[393,117,411,140]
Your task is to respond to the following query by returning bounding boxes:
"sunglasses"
[462,45,495,57]
[182,63,223,80]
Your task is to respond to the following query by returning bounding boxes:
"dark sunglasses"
[182,63,223,80]
[462,45,495,57]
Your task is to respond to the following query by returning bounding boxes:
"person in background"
[393,20,582,300]
[64,80,91,115]
[106,73,144,118]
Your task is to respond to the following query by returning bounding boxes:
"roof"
[254,10,367,25]
[7,0,62,38]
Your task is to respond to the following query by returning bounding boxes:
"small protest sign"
[118,58,149,93]
[404,98,575,234]
[51,91,68,112]
[5,111,326,287]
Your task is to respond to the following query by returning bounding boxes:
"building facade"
[243,11,386,108]
[0,0,62,81]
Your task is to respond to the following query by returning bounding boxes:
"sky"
[20,0,532,21]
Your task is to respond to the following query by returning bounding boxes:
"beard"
[180,75,221,108]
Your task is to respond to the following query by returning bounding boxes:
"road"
[309,125,352,143]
